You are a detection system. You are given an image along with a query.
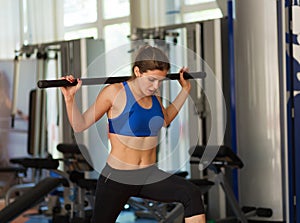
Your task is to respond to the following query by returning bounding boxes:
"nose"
[153,80,160,89]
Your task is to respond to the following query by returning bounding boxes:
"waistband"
[101,163,170,185]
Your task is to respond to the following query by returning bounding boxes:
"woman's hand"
[60,75,82,101]
[178,67,191,93]
[162,67,192,126]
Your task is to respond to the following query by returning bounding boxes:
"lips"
[148,89,156,95]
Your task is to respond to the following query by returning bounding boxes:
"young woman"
[61,45,206,223]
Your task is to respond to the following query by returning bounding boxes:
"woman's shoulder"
[105,82,124,91]
[100,82,125,96]
[96,83,125,105]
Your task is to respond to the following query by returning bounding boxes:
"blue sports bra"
[108,82,164,137]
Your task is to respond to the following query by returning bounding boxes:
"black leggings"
[91,163,205,223]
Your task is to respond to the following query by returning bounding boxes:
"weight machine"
[0,38,104,222]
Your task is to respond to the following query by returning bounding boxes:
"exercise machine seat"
[57,143,94,172]
[0,177,67,223]
[10,157,59,170]
[189,145,244,169]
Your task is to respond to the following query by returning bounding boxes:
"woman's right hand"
[60,75,82,101]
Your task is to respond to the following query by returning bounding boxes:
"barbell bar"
[37,71,206,89]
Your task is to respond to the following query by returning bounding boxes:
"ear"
[133,66,141,77]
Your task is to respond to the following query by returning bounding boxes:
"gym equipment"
[190,145,273,222]
[0,143,97,223]
[189,145,248,223]
[56,143,97,222]
[11,55,20,128]
[3,88,51,206]
[0,158,68,223]
[37,71,206,88]
[0,166,27,181]
[0,178,67,223]
[241,206,273,218]
[0,89,73,222]
[5,157,62,204]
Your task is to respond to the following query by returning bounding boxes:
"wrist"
[182,86,191,94]
[64,95,75,103]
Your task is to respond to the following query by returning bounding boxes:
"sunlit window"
[103,23,131,76]
[183,8,222,22]
[64,0,97,27]
[103,23,130,52]
[64,28,98,40]
[184,0,215,5]
[102,0,130,19]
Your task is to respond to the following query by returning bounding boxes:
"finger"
[76,78,82,88]
[179,67,186,80]
[66,75,74,82]
[63,75,76,83]
[181,67,188,73]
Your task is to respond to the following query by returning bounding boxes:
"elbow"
[72,128,81,133]
[72,125,85,133]
[71,119,89,133]
[164,123,171,128]
[164,114,175,127]
[164,118,172,127]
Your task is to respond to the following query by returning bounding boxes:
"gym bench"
[189,145,248,223]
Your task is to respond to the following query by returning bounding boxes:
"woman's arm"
[61,75,113,132]
[161,67,191,126]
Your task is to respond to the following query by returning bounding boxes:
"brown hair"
[132,45,170,76]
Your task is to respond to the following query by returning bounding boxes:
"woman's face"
[137,69,167,96]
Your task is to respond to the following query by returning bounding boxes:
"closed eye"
[148,77,155,82]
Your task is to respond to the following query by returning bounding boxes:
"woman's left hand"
[178,67,191,93]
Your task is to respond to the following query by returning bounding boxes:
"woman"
[61,45,206,223]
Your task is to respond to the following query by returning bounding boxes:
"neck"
[129,79,146,99]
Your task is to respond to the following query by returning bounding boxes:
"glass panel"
[64,0,97,27]
[103,23,130,51]
[103,23,131,76]
[102,0,130,19]
[64,28,98,40]
[184,0,214,5]
[183,8,222,22]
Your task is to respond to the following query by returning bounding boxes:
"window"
[64,0,97,27]
[103,23,130,51]
[103,23,131,76]
[184,0,214,5]
[183,8,222,22]
[64,28,98,40]
[102,0,130,19]
[182,0,222,23]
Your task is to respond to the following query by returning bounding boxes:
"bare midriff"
[107,133,158,170]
